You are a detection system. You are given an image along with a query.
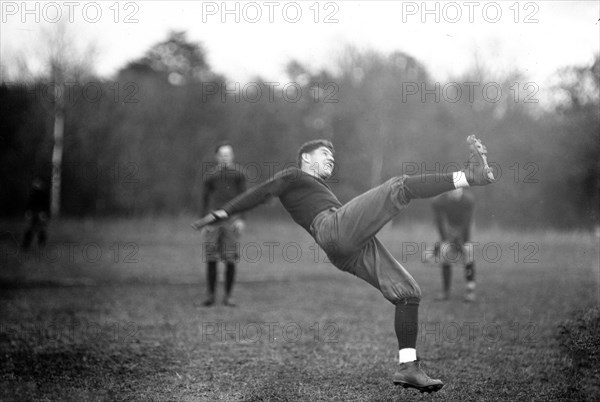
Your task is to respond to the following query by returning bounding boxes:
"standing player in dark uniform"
[21,176,50,250]
[192,136,495,393]
[200,142,246,307]
[432,188,477,302]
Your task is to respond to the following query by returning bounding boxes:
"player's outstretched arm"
[190,168,294,231]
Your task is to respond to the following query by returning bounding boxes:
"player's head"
[297,139,335,179]
[215,141,234,167]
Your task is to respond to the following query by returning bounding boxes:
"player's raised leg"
[323,135,494,257]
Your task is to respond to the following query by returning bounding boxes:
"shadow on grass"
[558,306,600,402]
[2,342,187,401]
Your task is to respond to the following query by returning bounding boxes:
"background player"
[192,136,494,393]
[432,188,477,302]
[21,176,50,250]
[200,142,246,307]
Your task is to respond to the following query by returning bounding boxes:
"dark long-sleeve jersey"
[432,190,475,242]
[221,167,342,233]
[202,164,247,216]
[27,187,50,214]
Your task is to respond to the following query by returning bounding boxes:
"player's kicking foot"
[464,135,495,185]
[393,360,444,394]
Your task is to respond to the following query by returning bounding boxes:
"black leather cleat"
[393,360,444,393]
[202,296,215,307]
[464,134,495,185]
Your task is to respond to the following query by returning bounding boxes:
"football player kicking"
[192,136,495,393]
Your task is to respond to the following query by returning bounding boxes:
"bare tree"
[49,57,65,218]
[24,23,97,217]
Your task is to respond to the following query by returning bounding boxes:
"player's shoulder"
[277,166,306,181]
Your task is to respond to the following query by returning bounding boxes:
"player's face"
[216,146,234,166]
[307,146,335,178]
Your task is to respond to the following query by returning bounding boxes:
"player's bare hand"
[233,219,245,234]
[198,225,212,237]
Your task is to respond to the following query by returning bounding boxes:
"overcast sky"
[2,0,598,85]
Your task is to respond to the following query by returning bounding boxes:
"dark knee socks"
[38,230,47,247]
[442,263,452,293]
[404,174,457,200]
[225,262,236,296]
[395,303,419,350]
[207,261,217,296]
[465,262,475,282]
[207,261,236,298]
[21,229,33,249]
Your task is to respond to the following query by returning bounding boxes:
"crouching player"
[432,188,477,302]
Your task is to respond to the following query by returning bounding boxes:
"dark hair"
[297,139,334,167]
[214,141,233,154]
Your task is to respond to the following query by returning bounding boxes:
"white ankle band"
[453,171,470,188]
[399,348,417,363]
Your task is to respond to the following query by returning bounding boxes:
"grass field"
[1,216,598,401]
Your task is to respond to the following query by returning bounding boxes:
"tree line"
[1,31,598,229]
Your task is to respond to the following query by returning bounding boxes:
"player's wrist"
[211,210,229,220]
